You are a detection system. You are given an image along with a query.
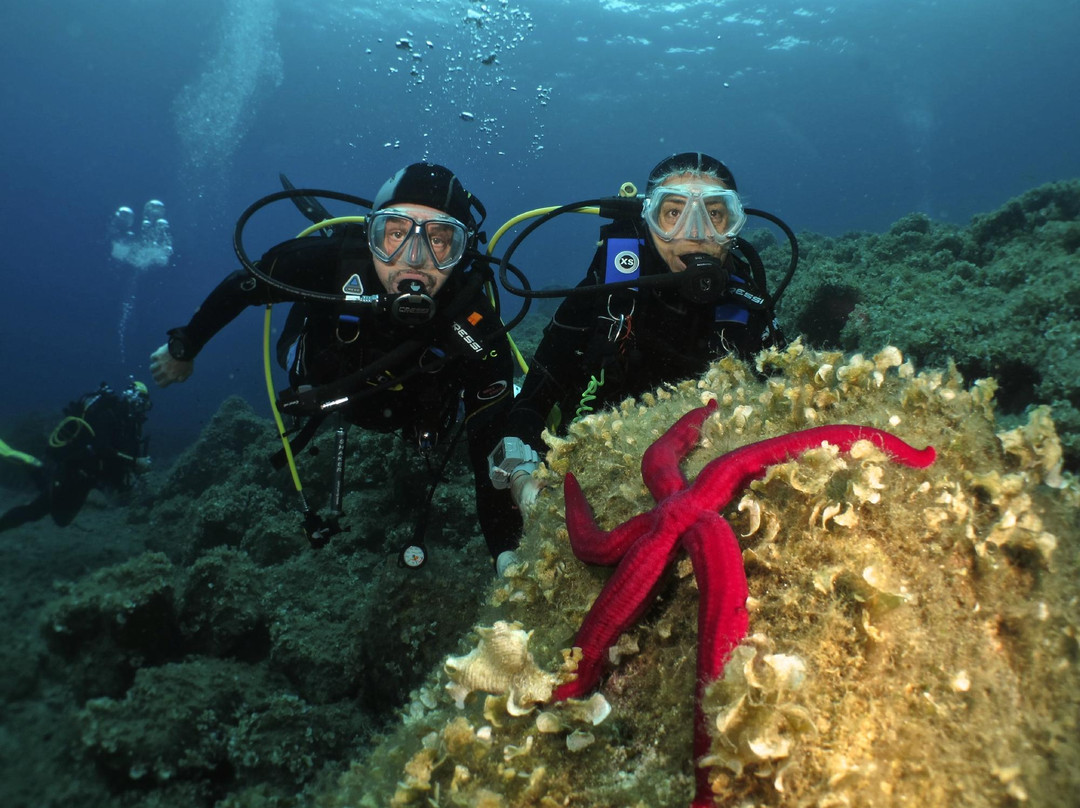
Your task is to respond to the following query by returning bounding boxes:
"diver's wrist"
[488,437,540,489]
[167,334,191,361]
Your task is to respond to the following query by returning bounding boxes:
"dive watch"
[167,334,191,361]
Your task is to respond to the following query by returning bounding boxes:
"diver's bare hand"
[510,469,545,512]
[149,344,193,388]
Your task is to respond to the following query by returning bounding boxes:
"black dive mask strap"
[468,193,488,246]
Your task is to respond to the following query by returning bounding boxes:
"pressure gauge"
[400,543,427,569]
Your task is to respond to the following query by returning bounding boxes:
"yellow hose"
[263,305,303,492]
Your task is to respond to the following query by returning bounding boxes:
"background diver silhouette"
[0,381,152,534]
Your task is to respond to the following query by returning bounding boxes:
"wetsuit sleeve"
[460,315,522,560]
[165,237,344,360]
[165,270,262,359]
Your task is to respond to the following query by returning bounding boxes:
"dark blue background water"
[2,0,1077,460]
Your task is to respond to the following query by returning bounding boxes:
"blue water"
[2,0,1077,459]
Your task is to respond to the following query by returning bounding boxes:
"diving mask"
[367,208,470,272]
[642,184,747,245]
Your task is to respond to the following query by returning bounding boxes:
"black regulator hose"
[233,188,375,303]
[275,258,508,417]
[482,251,533,335]
[746,207,800,304]
[496,199,799,305]
[497,199,686,299]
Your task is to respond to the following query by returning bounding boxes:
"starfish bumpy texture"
[554,399,937,807]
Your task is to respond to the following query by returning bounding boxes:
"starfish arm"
[812,424,937,468]
[564,473,657,564]
[641,399,718,501]
[683,513,750,808]
[683,513,749,683]
[692,424,936,511]
[553,524,683,701]
[556,411,935,808]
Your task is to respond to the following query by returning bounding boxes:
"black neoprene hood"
[373,163,476,229]
[645,152,738,194]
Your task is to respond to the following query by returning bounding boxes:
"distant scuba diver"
[0,381,152,533]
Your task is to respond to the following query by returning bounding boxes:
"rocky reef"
[773,179,1080,468]
[0,396,496,807]
[1,182,1078,808]
[319,343,1079,807]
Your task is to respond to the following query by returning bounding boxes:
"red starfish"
[553,399,936,807]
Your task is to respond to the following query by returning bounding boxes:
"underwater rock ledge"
[320,343,1080,808]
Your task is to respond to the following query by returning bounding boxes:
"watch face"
[168,338,186,360]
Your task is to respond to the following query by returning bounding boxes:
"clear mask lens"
[643,185,746,244]
[367,209,469,272]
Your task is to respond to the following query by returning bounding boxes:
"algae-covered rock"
[9,183,1080,808]
[41,551,182,699]
[775,179,1080,467]
[77,657,370,795]
[19,388,498,806]
[178,547,270,660]
[162,396,277,499]
[319,344,1080,808]
[78,657,283,785]
[143,396,302,564]
[22,385,497,804]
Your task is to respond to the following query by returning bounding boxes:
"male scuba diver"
[491,152,787,511]
[0,380,152,533]
[148,163,521,566]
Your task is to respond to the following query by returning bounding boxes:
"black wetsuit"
[0,387,148,532]
[507,222,785,451]
[165,226,521,559]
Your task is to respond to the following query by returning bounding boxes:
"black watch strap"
[167,335,190,361]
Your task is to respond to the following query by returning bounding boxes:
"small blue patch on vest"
[714,303,750,324]
[605,238,643,284]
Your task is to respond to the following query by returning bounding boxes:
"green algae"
[1,395,496,807]
[773,179,1080,467]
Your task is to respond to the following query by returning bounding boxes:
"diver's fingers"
[149,344,192,388]
[510,472,545,512]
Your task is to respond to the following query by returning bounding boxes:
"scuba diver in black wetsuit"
[488,153,790,518]
[0,381,152,533]
[148,163,521,568]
